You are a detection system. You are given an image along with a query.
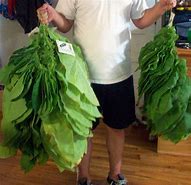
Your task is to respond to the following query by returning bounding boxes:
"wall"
[0,16,28,66]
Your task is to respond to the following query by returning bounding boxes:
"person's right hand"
[37,3,56,24]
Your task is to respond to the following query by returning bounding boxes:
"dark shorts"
[92,75,136,130]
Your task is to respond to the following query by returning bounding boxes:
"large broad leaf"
[47,26,99,106]
[41,111,88,171]
[65,114,92,138]
[1,88,29,145]
[0,25,101,172]
[61,88,97,123]
[138,26,191,143]
[9,75,25,101]
[0,64,15,85]
[66,83,101,118]
[2,88,28,123]
[162,112,191,143]
[57,54,99,106]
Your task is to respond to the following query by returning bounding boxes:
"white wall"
[0,17,28,66]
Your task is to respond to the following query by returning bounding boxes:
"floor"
[1,121,191,185]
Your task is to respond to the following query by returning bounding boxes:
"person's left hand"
[159,0,177,11]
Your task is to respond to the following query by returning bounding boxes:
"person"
[37,0,176,185]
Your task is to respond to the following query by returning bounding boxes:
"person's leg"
[106,126,125,180]
[102,76,136,184]
[77,137,93,182]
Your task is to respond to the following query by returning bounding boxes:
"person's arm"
[132,0,176,29]
[37,3,74,33]
[51,12,74,33]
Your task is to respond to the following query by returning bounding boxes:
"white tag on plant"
[56,40,75,56]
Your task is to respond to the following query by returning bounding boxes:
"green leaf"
[0,64,15,85]
[38,149,49,165]
[32,74,42,113]
[3,89,28,122]
[20,153,36,173]
[0,145,17,158]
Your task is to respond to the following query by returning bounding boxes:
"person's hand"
[158,0,177,11]
[37,3,56,24]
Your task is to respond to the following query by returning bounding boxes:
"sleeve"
[130,0,148,20]
[55,0,76,20]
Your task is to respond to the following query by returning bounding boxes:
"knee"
[106,126,125,137]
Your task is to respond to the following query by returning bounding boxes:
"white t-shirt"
[56,0,148,84]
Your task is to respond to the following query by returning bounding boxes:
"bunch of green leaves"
[138,26,191,143]
[0,24,101,172]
